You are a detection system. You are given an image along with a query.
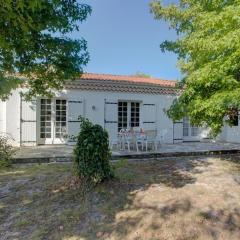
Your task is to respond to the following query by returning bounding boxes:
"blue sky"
[76,0,180,81]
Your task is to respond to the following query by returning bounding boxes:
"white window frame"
[117,101,141,132]
[38,98,68,145]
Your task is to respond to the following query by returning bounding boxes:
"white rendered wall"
[0,100,6,134]
[62,89,177,144]
[4,88,184,146]
[218,125,240,143]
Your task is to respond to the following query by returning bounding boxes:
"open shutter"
[20,97,37,146]
[67,98,85,143]
[142,103,157,131]
[173,120,183,143]
[104,99,118,140]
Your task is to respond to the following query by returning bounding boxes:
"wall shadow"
[59,156,240,240]
[4,155,239,240]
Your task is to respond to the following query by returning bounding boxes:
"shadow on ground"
[1,155,240,240]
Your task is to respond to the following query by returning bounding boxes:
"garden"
[0,120,240,239]
[1,156,240,240]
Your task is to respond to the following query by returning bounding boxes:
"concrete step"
[12,149,240,164]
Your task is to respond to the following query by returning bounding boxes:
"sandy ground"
[0,155,240,240]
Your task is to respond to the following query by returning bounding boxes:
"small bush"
[73,117,113,183]
[0,136,14,168]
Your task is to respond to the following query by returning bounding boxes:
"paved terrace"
[13,141,240,163]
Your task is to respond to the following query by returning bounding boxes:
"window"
[118,101,140,132]
[40,99,52,138]
[191,126,199,136]
[183,117,199,137]
[40,99,67,140]
[55,99,67,138]
[118,101,128,132]
[130,102,140,127]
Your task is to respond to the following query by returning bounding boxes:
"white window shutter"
[67,98,85,142]
[20,97,37,146]
[142,103,157,131]
[173,120,183,143]
[104,99,118,140]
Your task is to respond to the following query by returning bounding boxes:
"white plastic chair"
[110,138,120,150]
[119,129,141,152]
[123,133,132,152]
[135,132,146,151]
[144,130,158,151]
[124,129,139,152]
[154,135,161,150]
[110,130,125,150]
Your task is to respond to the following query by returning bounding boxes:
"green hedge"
[0,136,14,168]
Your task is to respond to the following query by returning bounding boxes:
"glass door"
[183,117,200,141]
[54,99,67,143]
[39,99,67,144]
[118,101,128,132]
[40,99,53,144]
[118,101,140,132]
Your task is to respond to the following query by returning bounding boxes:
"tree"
[133,71,151,78]
[74,117,113,183]
[150,0,240,136]
[0,0,91,100]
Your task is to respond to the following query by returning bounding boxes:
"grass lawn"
[0,156,240,240]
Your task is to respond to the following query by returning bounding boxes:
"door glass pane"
[40,99,52,139]
[55,100,67,138]
[183,117,199,137]
[191,126,199,136]
[130,102,140,127]
[118,101,128,132]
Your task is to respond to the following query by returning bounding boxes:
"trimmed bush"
[73,117,113,183]
[0,136,14,168]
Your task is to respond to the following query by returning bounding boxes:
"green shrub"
[73,117,113,183]
[0,136,14,168]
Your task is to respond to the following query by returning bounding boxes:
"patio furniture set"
[110,128,161,152]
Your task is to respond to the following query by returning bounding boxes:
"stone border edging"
[12,149,240,164]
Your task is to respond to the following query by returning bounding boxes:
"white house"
[0,73,238,147]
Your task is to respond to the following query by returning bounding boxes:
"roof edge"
[79,72,177,88]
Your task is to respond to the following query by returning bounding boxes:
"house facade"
[0,73,237,147]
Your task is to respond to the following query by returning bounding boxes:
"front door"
[183,117,200,141]
[39,99,67,144]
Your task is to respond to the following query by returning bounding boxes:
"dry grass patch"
[0,156,240,240]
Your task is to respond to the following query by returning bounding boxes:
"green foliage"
[133,71,151,78]
[0,136,15,168]
[151,0,240,136]
[0,0,91,100]
[73,117,113,184]
[112,158,128,171]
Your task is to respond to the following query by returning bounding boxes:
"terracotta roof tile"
[80,73,177,88]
